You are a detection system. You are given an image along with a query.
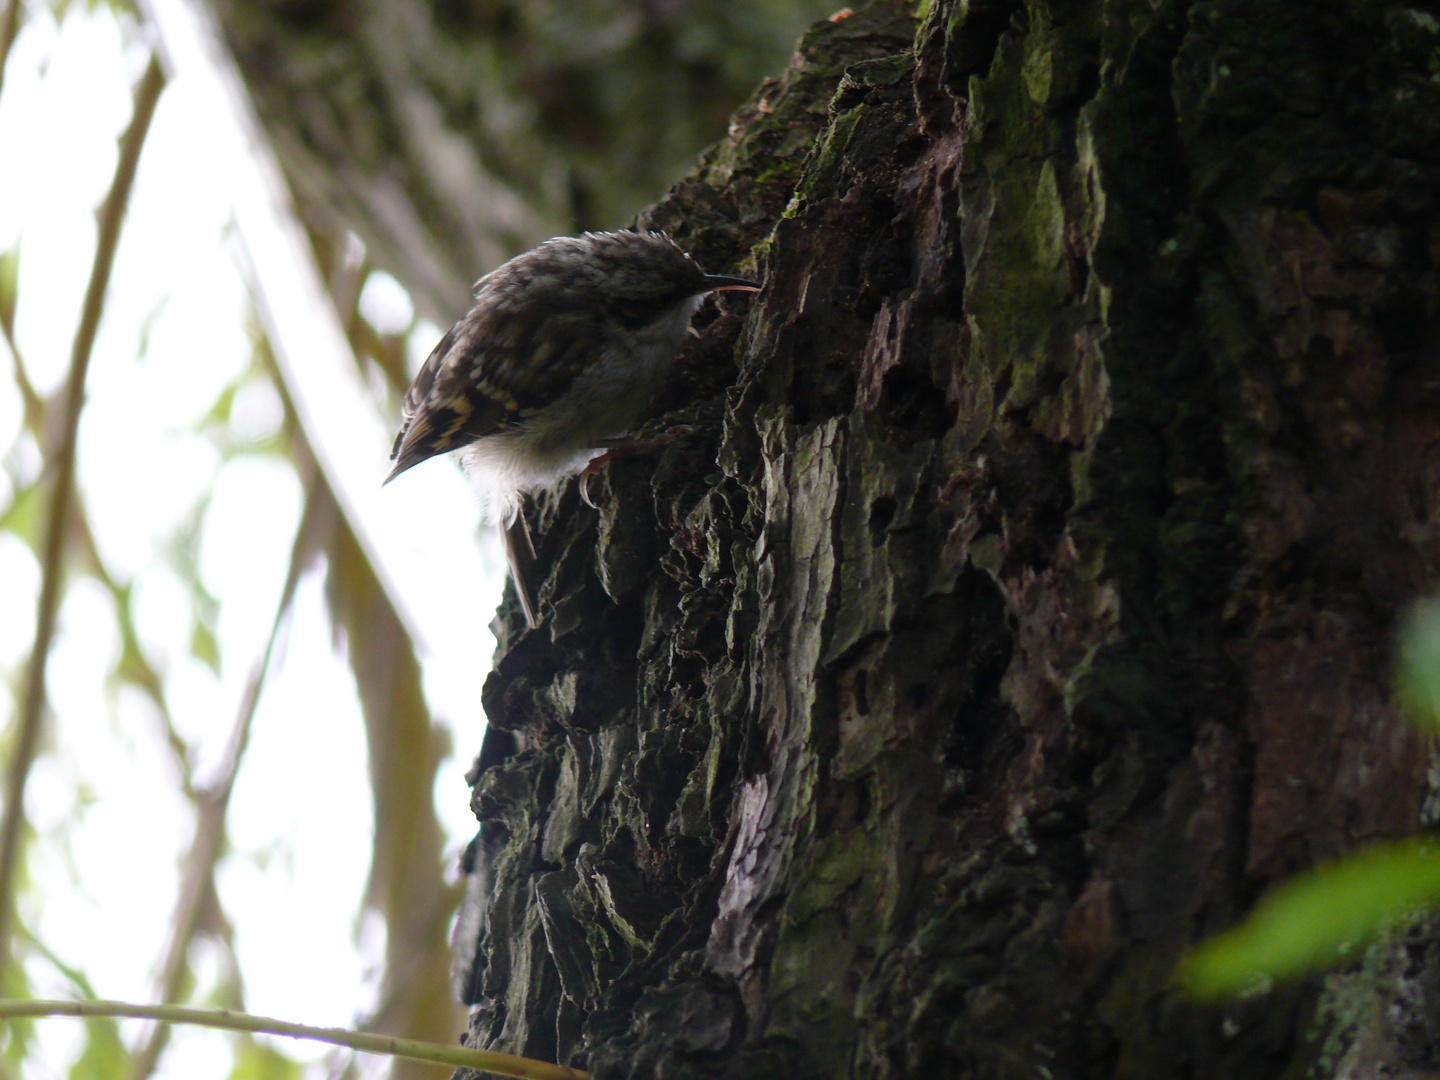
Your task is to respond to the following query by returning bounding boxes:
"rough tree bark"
[224,0,1440,1075]
[454,2,1440,1077]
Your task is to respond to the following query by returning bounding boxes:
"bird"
[384,230,759,629]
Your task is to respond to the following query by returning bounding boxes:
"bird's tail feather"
[502,512,540,629]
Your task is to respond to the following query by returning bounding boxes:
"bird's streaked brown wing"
[385,312,515,483]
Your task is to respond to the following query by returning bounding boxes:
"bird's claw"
[578,426,695,510]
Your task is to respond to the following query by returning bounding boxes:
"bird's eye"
[605,296,676,329]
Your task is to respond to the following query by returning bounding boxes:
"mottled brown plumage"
[385,231,758,627]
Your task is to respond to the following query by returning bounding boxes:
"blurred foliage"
[1178,600,1440,999]
[433,0,830,215]
[0,246,17,337]
[1397,596,1440,732]
[63,1013,126,1080]
[210,0,840,319]
[225,1040,305,1080]
[1178,837,1440,999]
[1,4,448,1079]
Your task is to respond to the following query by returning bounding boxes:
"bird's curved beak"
[701,274,761,293]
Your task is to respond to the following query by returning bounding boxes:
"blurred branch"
[146,0,501,703]
[0,0,20,103]
[0,249,43,434]
[143,0,433,652]
[0,51,167,975]
[1,328,43,437]
[305,223,465,1079]
[246,215,465,1077]
[0,999,590,1080]
[129,460,332,1080]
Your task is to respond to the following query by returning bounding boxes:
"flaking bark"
[457,2,1440,1076]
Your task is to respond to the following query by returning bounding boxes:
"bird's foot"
[579,425,695,508]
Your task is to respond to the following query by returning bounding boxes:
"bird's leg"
[578,426,696,509]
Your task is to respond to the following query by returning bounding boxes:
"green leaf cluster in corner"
[1178,837,1440,999]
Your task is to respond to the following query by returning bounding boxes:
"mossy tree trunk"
[455,2,1440,1077]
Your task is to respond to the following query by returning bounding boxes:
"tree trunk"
[451,1,1440,1077]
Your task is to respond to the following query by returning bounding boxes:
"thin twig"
[0,322,43,435]
[0,999,589,1080]
[0,52,168,974]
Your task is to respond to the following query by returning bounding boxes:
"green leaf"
[225,1038,305,1080]
[0,478,46,552]
[0,937,35,1070]
[1396,597,1440,732]
[191,618,220,673]
[65,1015,127,1080]
[0,244,18,337]
[23,928,99,1001]
[21,928,128,1080]
[206,379,240,427]
[1177,836,1440,999]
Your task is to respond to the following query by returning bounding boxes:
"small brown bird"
[385,230,758,628]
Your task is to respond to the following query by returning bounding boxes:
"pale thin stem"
[0,321,42,434]
[0,52,167,975]
[0,999,590,1080]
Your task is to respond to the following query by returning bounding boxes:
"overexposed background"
[1,4,497,1077]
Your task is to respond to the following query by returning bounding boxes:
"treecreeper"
[384,230,758,628]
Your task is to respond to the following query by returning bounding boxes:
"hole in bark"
[868,497,897,545]
[855,668,871,715]
[946,0,1026,86]
[878,366,954,437]
[934,567,1013,775]
[993,366,1013,407]
[854,782,873,823]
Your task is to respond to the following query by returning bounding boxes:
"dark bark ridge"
[460,2,1440,1077]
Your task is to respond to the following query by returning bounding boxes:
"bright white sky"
[0,5,502,1076]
